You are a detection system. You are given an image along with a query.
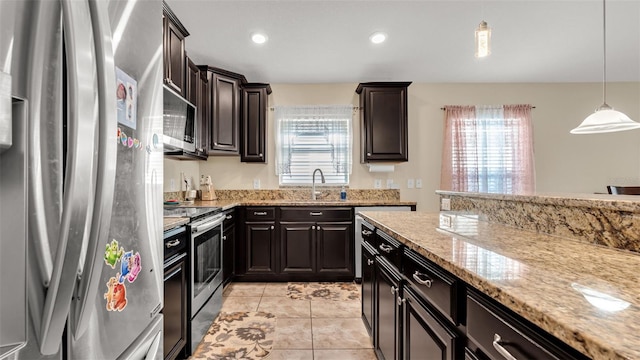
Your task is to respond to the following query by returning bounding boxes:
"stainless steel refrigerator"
[0,0,164,359]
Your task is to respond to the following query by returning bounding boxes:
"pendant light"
[570,0,640,134]
[475,21,491,58]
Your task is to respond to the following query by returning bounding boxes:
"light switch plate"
[407,179,415,189]
[374,179,382,189]
[441,198,451,211]
[386,179,394,189]
[169,179,176,191]
[253,179,261,189]
[415,179,423,188]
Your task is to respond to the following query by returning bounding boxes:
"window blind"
[275,105,352,185]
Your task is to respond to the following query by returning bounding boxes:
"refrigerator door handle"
[39,0,100,355]
[72,0,118,339]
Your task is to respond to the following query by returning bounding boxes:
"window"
[275,105,352,186]
[440,104,535,194]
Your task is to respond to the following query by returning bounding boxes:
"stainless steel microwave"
[163,85,196,153]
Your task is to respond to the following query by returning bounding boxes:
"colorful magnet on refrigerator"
[120,130,128,145]
[104,240,124,269]
[128,137,134,148]
[104,276,128,312]
[119,251,141,283]
[133,139,140,148]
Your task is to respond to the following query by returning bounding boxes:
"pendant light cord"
[602,0,607,105]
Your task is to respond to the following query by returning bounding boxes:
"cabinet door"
[210,72,240,153]
[241,85,269,162]
[279,222,315,274]
[376,258,402,360]
[222,224,235,285]
[403,287,459,360]
[162,12,187,96]
[196,71,209,154]
[185,57,199,105]
[358,83,410,162]
[317,222,353,277]
[163,254,187,360]
[362,242,376,338]
[245,222,276,274]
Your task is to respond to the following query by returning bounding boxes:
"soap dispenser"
[340,186,347,201]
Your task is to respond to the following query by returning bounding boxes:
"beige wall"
[165,82,640,211]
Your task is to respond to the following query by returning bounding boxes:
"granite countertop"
[163,217,189,232]
[169,199,416,210]
[358,211,640,360]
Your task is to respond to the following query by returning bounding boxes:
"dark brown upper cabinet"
[241,83,272,163]
[200,66,246,155]
[162,2,189,97]
[356,82,412,162]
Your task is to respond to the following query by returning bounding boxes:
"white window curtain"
[275,105,353,185]
[440,104,535,194]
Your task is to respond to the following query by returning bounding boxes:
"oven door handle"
[194,217,224,233]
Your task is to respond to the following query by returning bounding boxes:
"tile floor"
[219,282,376,360]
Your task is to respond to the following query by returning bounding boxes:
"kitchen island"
[358,210,640,360]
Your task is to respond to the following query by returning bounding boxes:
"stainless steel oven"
[189,211,225,315]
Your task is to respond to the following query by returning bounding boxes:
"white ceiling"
[166,0,640,84]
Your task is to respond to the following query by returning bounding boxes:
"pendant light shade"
[475,21,491,58]
[571,0,640,134]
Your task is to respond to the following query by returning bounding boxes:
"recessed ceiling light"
[251,33,268,44]
[369,32,387,44]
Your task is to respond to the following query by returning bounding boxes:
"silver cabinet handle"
[379,244,393,253]
[367,259,374,265]
[165,240,181,248]
[259,153,263,157]
[226,215,233,220]
[367,152,372,156]
[493,334,518,360]
[397,296,405,306]
[310,211,323,216]
[361,229,372,236]
[311,225,316,230]
[223,236,227,241]
[390,286,397,295]
[254,211,267,216]
[270,225,274,230]
[412,271,433,288]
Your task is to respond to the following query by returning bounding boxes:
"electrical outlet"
[415,179,423,188]
[253,179,261,189]
[374,179,382,189]
[386,179,394,189]
[407,179,415,189]
[169,179,176,191]
[440,214,452,228]
[441,198,451,211]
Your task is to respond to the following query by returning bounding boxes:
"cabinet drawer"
[280,207,352,222]
[361,220,375,247]
[404,248,458,325]
[466,292,586,360]
[375,229,402,269]
[246,207,276,221]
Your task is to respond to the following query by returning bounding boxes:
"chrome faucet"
[312,168,325,200]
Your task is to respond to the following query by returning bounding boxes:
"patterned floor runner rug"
[287,282,360,301]
[190,311,276,360]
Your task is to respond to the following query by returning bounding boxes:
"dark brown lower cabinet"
[375,257,402,360]
[222,209,235,285]
[403,286,459,360]
[245,222,276,274]
[317,222,353,276]
[280,222,315,274]
[361,241,377,337]
[163,253,187,360]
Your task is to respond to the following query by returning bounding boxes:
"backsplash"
[438,191,640,253]
[165,188,401,202]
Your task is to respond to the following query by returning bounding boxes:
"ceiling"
[166,0,640,84]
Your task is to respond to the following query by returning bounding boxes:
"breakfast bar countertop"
[358,211,640,360]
